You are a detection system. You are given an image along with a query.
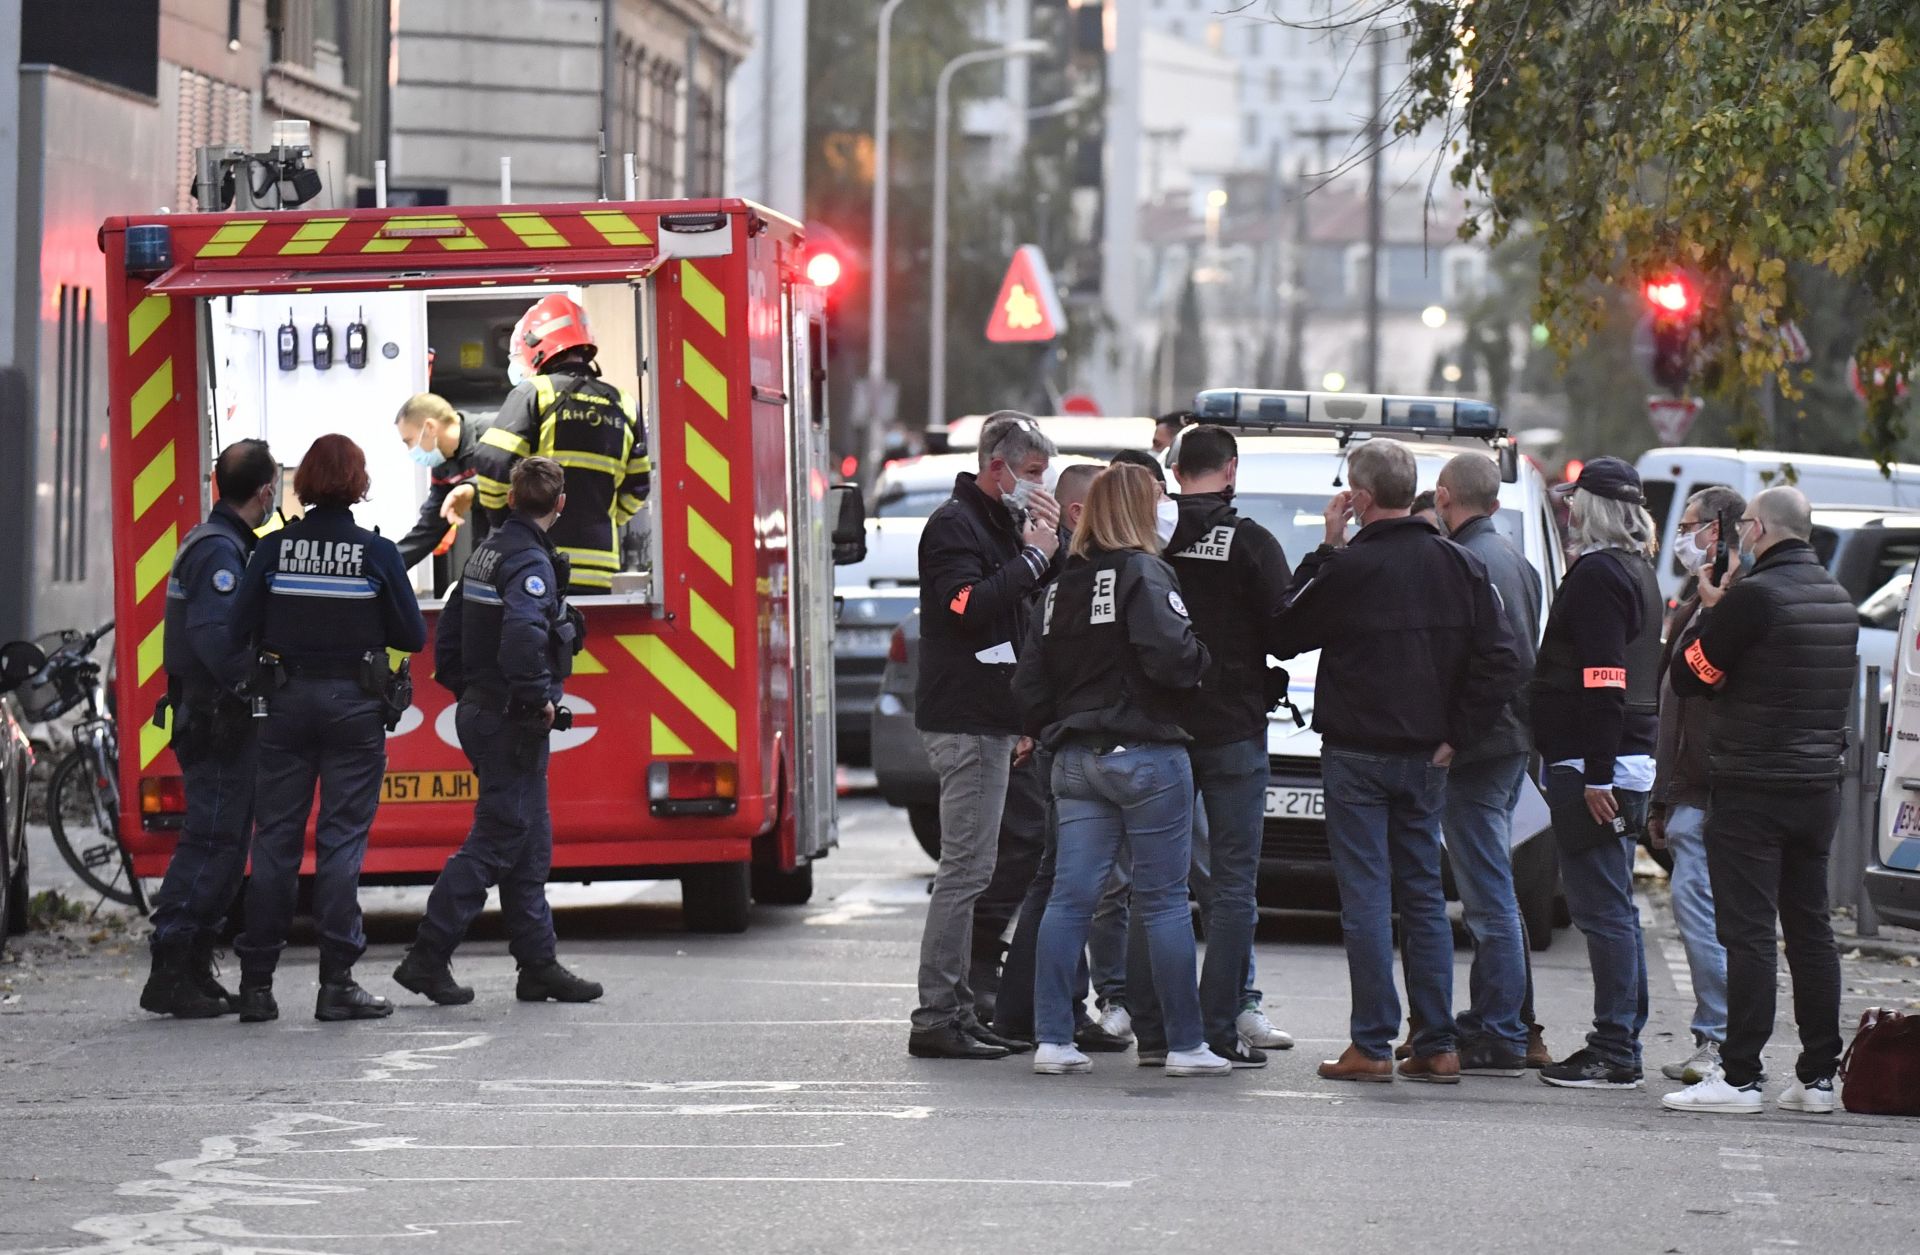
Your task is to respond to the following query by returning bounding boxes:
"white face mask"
[1007,476,1039,515]
[1155,498,1179,546]
[1672,527,1710,570]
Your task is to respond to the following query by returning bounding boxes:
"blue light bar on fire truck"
[1193,388,1504,438]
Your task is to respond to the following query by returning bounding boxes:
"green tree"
[1400,0,1920,463]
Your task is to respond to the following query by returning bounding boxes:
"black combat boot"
[315,961,394,1022]
[139,937,227,1019]
[515,959,604,1003]
[237,979,279,1023]
[188,935,239,1015]
[393,947,475,1006]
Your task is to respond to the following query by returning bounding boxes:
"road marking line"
[280,1100,935,1119]
[1662,938,1696,999]
[359,1033,492,1082]
[287,1139,848,1153]
[805,899,906,926]
[298,1174,1132,1188]
[732,979,919,989]
[568,1019,904,1027]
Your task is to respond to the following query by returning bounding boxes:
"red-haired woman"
[229,433,426,1023]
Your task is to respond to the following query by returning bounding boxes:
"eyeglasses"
[1675,519,1714,536]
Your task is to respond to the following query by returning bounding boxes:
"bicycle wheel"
[47,750,144,909]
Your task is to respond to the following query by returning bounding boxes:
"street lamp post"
[928,39,1050,429]
[863,0,915,484]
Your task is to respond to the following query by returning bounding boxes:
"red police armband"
[1582,667,1627,689]
[1683,640,1724,686]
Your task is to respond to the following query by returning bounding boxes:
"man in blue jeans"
[1431,453,1544,1075]
[1271,439,1523,1082]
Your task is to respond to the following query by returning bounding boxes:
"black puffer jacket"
[1669,539,1857,787]
[1163,492,1292,746]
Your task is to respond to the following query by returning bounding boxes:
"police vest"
[457,520,573,702]
[163,517,248,691]
[531,372,641,590]
[1165,509,1269,743]
[260,511,391,662]
[1036,549,1192,742]
[1534,548,1662,715]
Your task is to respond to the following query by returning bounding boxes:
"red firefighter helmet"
[519,294,596,371]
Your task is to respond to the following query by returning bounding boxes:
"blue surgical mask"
[410,439,446,470]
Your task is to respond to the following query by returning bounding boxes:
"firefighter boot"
[188,935,240,1015]
[393,947,476,1006]
[140,938,226,1019]
[316,961,395,1022]
[516,959,604,1003]
[237,979,279,1024]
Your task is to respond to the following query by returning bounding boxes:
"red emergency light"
[806,250,844,290]
[1643,274,1696,317]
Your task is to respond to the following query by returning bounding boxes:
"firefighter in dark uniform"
[393,456,603,1005]
[471,295,650,594]
[140,439,279,1020]
[1011,463,1226,1078]
[393,392,493,573]
[229,434,427,1023]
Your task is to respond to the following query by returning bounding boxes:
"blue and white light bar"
[1194,388,1504,438]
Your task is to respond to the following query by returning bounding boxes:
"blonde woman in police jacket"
[1011,464,1228,1078]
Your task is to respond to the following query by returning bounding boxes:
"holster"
[360,651,413,732]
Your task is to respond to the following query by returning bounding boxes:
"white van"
[1871,569,1920,930]
[1635,447,1920,599]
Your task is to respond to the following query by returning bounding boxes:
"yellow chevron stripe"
[128,295,170,354]
[136,524,178,601]
[688,589,735,668]
[619,634,736,750]
[280,217,349,255]
[500,212,568,248]
[684,424,730,502]
[683,341,728,420]
[572,646,607,676]
[131,359,173,437]
[132,440,176,520]
[681,261,725,335]
[686,506,733,585]
[137,622,165,686]
[140,710,171,768]
[198,219,266,257]
[651,714,692,757]
[584,210,653,247]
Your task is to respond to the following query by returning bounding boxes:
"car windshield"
[872,489,952,518]
[1858,561,1914,630]
[1233,493,1524,559]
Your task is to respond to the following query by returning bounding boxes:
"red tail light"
[140,776,186,815]
[887,626,909,664]
[647,761,740,816]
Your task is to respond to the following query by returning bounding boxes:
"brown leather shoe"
[1525,1025,1552,1070]
[1318,1043,1393,1083]
[1399,1051,1462,1084]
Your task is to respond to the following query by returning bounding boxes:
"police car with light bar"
[1188,388,1570,948]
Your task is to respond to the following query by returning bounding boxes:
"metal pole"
[624,152,638,200]
[863,0,913,482]
[1364,31,1384,392]
[930,41,1049,429]
[499,156,512,204]
[374,159,388,208]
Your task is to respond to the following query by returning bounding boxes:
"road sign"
[1850,358,1910,403]
[1060,392,1101,416]
[985,244,1067,343]
[1647,394,1703,444]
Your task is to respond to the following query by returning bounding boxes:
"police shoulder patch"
[524,574,548,598]
[211,568,237,594]
[1168,589,1189,617]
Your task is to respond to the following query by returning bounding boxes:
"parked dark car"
[835,585,919,766]
[871,608,941,858]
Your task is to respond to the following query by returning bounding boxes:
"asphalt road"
[3,796,1919,1255]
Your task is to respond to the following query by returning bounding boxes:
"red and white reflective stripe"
[1582,667,1627,689]
[1683,640,1724,686]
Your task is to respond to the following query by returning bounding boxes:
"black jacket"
[1270,515,1522,754]
[396,412,494,569]
[163,502,259,700]
[1530,549,1662,786]
[1445,514,1542,765]
[436,515,575,710]
[1163,491,1291,746]
[1013,547,1209,748]
[1669,539,1857,787]
[231,505,427,663]
[915,473,1055,735]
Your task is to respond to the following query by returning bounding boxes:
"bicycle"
[22,622,145,912]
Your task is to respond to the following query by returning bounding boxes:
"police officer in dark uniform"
[140,439,279,1019]
[393,456,602,1005]
[229,434,427,1023]
[1012,463,1226,1078]
[394,392,493,574]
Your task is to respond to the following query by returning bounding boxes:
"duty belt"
[280,657,366,680]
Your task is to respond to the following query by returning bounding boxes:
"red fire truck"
[98,198,861,932]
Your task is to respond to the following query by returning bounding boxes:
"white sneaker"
[1236,1007,1295,1050]
[1777,1076,1836,1114]
[1165,1046,1232,1077]
[1660,1039,1722,1083]
[1097,1003,1133,1042]
[1660,1075,1762,1115]
[1032,1043,1091,1075]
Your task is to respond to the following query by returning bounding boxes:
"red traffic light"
[1643,273,1696,317]
[807,250,845,289]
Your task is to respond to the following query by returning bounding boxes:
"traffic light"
[1643,270,1700,393]
[801,223,858,304]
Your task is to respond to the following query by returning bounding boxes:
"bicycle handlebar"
[47,621,115,669]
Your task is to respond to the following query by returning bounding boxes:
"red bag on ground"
[1839,1007,1920,1116]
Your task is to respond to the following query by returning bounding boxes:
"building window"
[1244,113,1259,148]
[1268,66,1282,101]
[687,83,727,199]
[52,285,94,584]
[175,69,252,210]
[1247,24,1262,56]
[613,39,684,198]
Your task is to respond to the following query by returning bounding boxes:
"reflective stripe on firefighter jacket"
[472,368,650,592]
